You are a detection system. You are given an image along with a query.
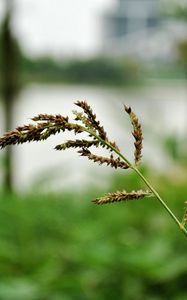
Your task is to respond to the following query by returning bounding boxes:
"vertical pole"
[1,0,18,192]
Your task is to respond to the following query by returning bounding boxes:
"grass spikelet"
[124,105,143,165]
[93,190,152,205]
[74,103,120,151]
[75,100,108,140]
[78,148,129,169]
[55,140,99,151]
[32,114,69,124]
[73,110,95,132]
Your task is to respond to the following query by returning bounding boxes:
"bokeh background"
[0,0,187,299]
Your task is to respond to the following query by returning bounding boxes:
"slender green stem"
[85,128,187,238]
[132,166,187,237]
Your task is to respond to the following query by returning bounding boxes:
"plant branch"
[85,127,187,238]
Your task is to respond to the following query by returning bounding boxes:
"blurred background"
[0,0,187,299]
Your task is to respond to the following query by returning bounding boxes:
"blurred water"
[1,81,187,192]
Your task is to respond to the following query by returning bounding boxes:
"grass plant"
[0,101,187,237]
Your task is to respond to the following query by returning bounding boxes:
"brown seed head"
[124,105,143,165]
[32,114,69,124]
[78,148,129,169]
[55,139,99,151]
[93,190,152,205]
[75,100,108,140]
[74,101,120,151]
[0,121,84,149]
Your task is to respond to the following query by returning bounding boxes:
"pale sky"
[0,0,114,58]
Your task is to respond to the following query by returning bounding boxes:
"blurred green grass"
[0,169,187,300]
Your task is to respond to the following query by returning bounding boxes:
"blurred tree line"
[0,22,141,87]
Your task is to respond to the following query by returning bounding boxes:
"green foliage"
[58,58,140,86]
[165,1,187,21]
[0,170,187,299]
[19,56,141,86]
[177,39,187,68]
[162,134,187,164]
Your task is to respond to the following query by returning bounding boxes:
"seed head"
[124,105,143,165]
[93,190,152,205]
[78,148,129,169]
[55,139,99,151]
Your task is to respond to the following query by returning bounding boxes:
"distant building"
[101,0,185,61]
[104,0,161,38]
